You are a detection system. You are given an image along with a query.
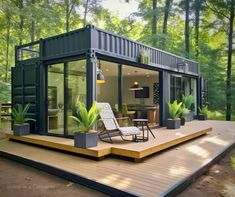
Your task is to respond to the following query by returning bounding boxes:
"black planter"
[13,123,30,136]
[186,111,194,122]
[198,114,207,120]
[74,132,98,148]
[180,117,186,126]
[167,119,181,129]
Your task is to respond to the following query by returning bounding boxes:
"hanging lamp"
[97,60,105,84]
[128,71,143,90]
[129,81,143,91]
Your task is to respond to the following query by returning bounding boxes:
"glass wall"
[47,60,86,136]
[96,60,160,126]
[67,60,86,135]
[170,75,197,113]
[47,64,64,134]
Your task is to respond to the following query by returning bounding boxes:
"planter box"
[198,114,207,120]
[13,123,30,136]
[186,111,194,122]
[74,133,98,149]
[167,119,181,129]
[180,117,186,126]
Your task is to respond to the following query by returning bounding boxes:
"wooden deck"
[5,121,212,160]
[0,120,234,196]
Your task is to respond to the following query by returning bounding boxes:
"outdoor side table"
[132,119,156,142]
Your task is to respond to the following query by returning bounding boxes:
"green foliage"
[12,103,35,125]
[0,0,234,119]
[182,95,194,110]
[198,105,208,116]
[167,100,182,119]
[232,157,235,170]
[70,102,100,133]
[0,81,11,103]
[179,105,190,117]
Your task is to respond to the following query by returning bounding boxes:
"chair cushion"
[119,126,141,136]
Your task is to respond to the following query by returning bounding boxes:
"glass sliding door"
[170,75,183,101]
[47,64,64,134]
[47,60,86,136]
[66,60,87,135]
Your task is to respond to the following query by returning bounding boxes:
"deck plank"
[0,121,235,196]
[5,120,212,160]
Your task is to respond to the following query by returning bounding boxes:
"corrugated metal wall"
[42,27,90,61]
[12,58,39,132]
[93,27,199,75]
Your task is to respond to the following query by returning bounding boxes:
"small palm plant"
[167,100,182,129]
[12,103,35,136]
[198,105,208,120]
[12,103,35,125]
[70,102,100,133]
[70,101,100,148]
[198,105,208,116]
[179,105,190,125]
[182,94,194,110]
[167,100,182,119]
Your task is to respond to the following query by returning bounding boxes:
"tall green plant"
[70,102,100,133]
[198,105,208,116]
[168,100,182,119]
[12,104,35,124]
[182,94,194,110]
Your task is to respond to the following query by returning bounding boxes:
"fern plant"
[12,104,35,124]
[70,102,100,133]
[167,100,182,119]
[182,94,194,110]
[198,105,208,116]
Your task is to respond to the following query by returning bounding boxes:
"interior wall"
[123,75,159,106]
[97,76,118,108]
[48,72,64,108]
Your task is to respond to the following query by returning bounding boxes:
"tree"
[185,0,190,58]
[226,0,234,121]
[152,0,157,46]
[162,0,172,34]
[194,0,201,58]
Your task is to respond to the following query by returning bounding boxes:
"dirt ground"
[0,157,107,197]
[178,147,235,197]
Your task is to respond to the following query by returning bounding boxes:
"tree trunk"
[5,17,10,82]
[65,0,70,32]
[163,0,172,34]
[185,0,190,58]
[226,0,234,121]
[194,0,200,59]
[83,0,89,27]
[152,0,157,46]
[17,0,24,45]
[30,0,35,42]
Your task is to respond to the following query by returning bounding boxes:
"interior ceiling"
[100,60,158,77]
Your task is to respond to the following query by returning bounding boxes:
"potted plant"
[12,103,35,136]
[198,105,208,120]
[179,105,190,126]
[167,100,182,129]
[182,94,194,121]
[70,101,100,148]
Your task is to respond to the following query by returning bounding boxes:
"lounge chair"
[97,102,141,143]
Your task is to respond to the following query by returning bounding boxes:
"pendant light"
[128,71,143,91]
[97,60,105,84]
[129,81,143,91]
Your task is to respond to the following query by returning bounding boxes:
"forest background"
[0,0,234,120]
